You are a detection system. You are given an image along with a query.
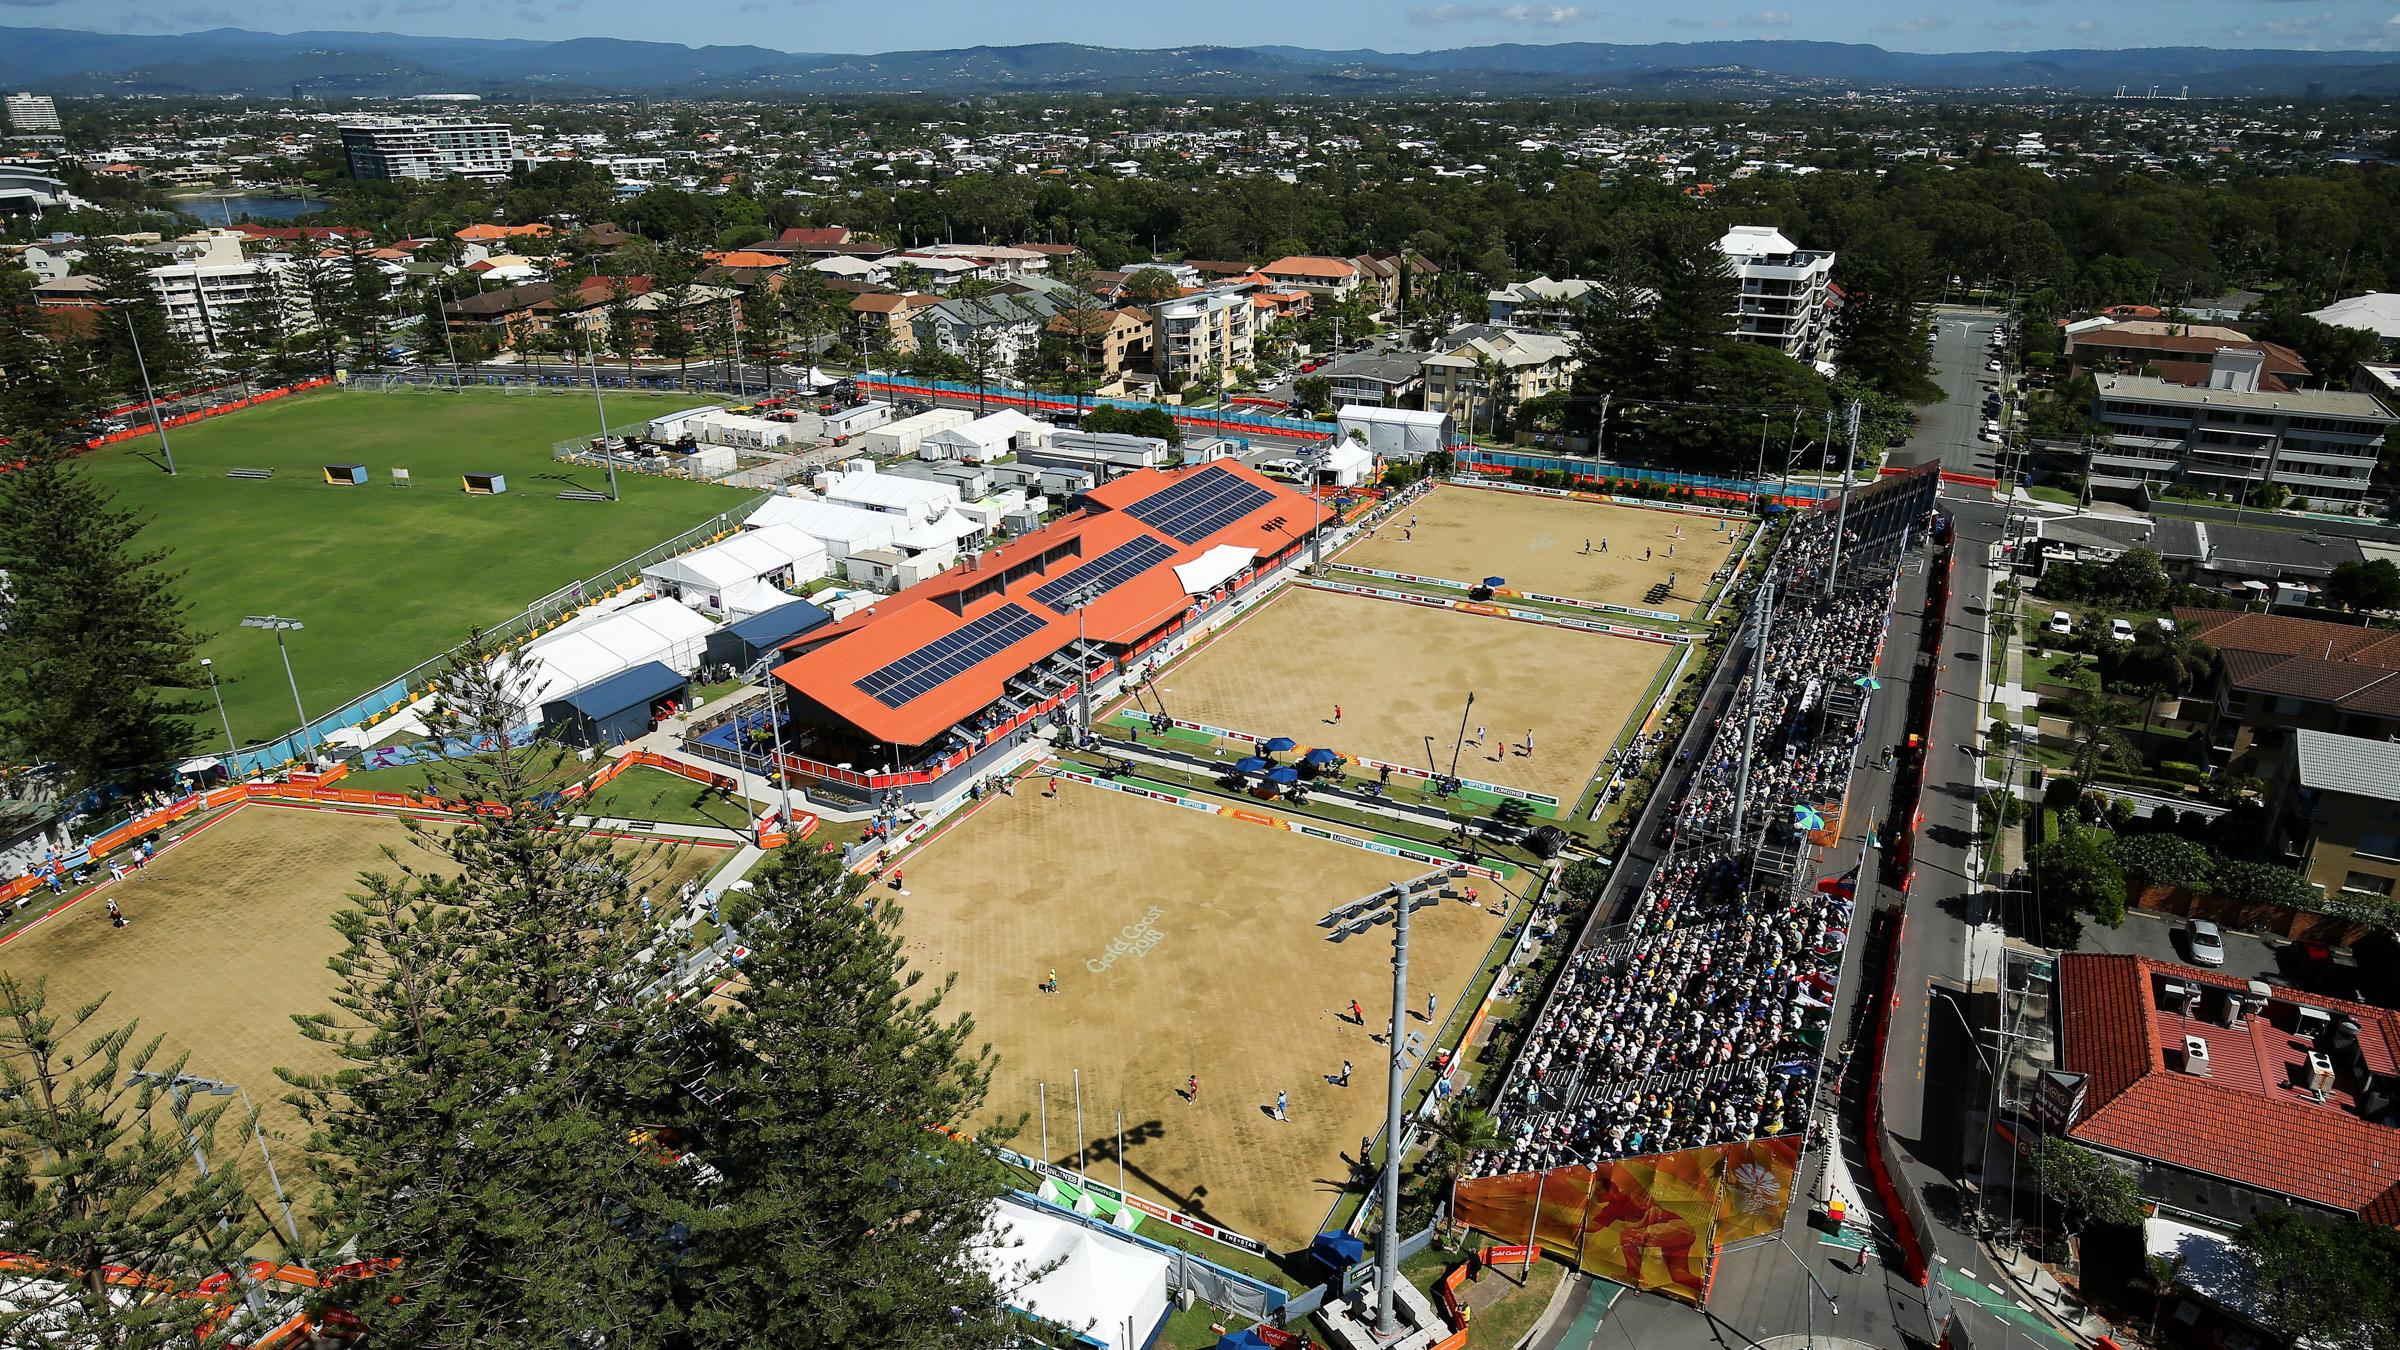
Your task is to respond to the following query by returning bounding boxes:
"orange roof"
[774,463,1315,746]
[455,222,554,241]
[1261,255,1358,280]
[850,293,910,314]
[704,250,790,270]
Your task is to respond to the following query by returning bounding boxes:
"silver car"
[2188,920,2226,967]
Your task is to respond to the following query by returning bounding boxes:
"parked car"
[2048,610,2073,636]
[2157,617,2177,635]
[1985,358,2003,372]
[2111,617,2136,642]
[2188,919,2227,967]
[1258,457,1307,481]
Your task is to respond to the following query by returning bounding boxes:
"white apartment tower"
[5,93,61,133]
[339,118,515,182]
[143,230,307,351]
[1720,225,1837,364]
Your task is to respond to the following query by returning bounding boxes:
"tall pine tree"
[0,442,206,791]
[671,846,1024,1348]
[0,975,265,1350]
[286,638,702,1348]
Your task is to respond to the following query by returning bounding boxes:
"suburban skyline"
[15,0,2400,57]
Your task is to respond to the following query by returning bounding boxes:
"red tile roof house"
[2057,952,2400,1224]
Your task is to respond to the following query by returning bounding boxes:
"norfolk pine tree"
[0,975,265,1350]
[0,439,206,792]
[669,845,1025,1349]
[289,639,1032,1346]
[285,635,708,1349]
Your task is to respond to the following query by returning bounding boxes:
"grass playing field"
[1336,486,1747,618]
[890,778,1504,1249]
[0,802,724,1190]
[1156,587,1674,811]
[92,388,746,744]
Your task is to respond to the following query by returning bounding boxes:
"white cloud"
[1880,15,1952,33]
[1406,2,1589,25]
[1740,9,1792,26]
[1986,16,2035,30]
[2068,17,2103,32]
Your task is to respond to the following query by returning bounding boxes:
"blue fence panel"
[1462,447,1828,501]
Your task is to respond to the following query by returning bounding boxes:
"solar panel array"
[1030,536,1177,611]
[1122,466,1274,544]
[852,603,1047,709]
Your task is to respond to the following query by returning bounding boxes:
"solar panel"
[852,603,1047,710]
[1030,536,1176,611]
[1122,466,1274,544]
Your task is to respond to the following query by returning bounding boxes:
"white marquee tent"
[745,494,902,561]
[975,1199,1170,1350]
[498,600,713,710]
[641,524,829,611]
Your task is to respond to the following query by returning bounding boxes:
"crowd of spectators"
[1472,501,1910,1179]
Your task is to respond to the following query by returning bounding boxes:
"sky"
[12,0,2400,54]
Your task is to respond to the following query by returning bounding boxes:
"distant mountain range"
[5,26,2398,99]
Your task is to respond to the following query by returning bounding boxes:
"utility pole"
[1375,883,1414,1338]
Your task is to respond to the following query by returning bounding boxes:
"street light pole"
[765,671,793,828]
[202,658,238,759]
[585,328,620,502]
[241,616,310,760]
[1072,584,1100,739]
[121,305,176,475]
[1375,882,1414,1338]
[236,1084,302,1247]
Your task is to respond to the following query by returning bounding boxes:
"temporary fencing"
[1047,765,1507,879]
[1296,576,1687,647]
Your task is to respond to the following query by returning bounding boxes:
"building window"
[2356,831,2400,862]
[2342,871,2396,898]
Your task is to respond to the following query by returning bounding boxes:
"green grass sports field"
[94,388,746,744]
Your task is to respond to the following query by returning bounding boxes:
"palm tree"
[2148,1250,2190,1338]
[2057,679,2138,784]
[1422,1105,1501,1219]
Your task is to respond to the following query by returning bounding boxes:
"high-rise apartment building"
[339,118,515,182]
[1719,225,1837,364]
[5,93,61,133]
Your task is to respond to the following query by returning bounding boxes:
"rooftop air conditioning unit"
[2245,979,2273,1015]
[2183,1036,2212,1077]
[2161,980,2190,1012]
[2307,1052,2336,1097]
[2219,988,2245,1028]
[2299,1006,2334,1043]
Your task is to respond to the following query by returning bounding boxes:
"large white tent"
[745,494,902,561]
[642,524,828,610]
[498,600,713,710]
[975,1200,1170,1350]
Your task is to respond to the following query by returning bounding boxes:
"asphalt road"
[1892,310,2008,480]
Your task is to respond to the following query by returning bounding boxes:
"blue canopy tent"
[1261,736,1297,753]
[541,661,688,749]
[704,598,834,670]
[1301,747,1341,766]
[1300,1231,1366,1283]
[1265,766,1301,785]
[1483,576,1508,588]
[1216,1332,1273,1350]
[1233,756,1271,774]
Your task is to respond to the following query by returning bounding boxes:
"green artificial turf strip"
[92,388,746,744]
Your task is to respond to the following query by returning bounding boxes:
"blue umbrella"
[1854,675,1882,691]
[1233,756,1270,773]
[1266,766,1301,784]
[1483,576,1508,588]
[1262,736,1298,753]
[1792,804,1827,831]
[1301,747,1341,766]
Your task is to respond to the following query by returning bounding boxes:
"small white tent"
[498,600,713,710]
[1318,439,1374,487]
[975,1200,1170,1350]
